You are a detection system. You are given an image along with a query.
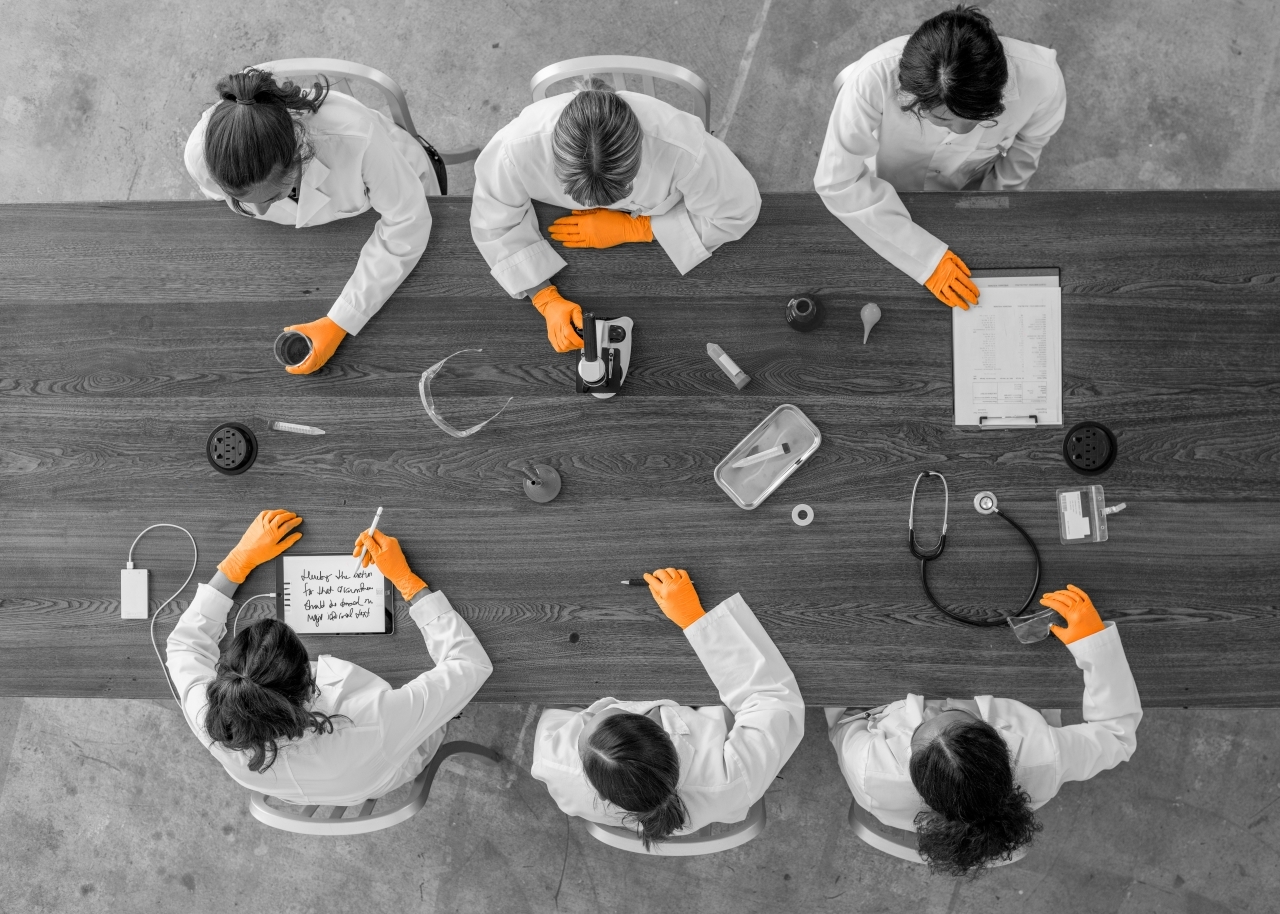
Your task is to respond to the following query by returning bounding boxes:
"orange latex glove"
[218,509,304,584]
[282,316,347,375]
[548,209,654,248]
[353,529,427,601]
[1039,584,1106,645]
[531,285,585,352]
[924,250,979,310]
[643,567,706,630]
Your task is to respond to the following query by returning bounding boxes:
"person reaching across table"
[185,67,438,374]
[826,584,1141,876]
[530,568,803,848]
[815,5,1066,311]
[470,78,761,352]
[166,509,491,806]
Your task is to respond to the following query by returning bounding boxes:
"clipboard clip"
[979,415,1039,428]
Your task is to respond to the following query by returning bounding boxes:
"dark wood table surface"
[2,193,1278,706]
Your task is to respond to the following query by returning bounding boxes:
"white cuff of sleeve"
[327,296,371,336]
[409,590,455,627]
[491,241,568,297]
[194,582,234,621]
[650,205,711,275]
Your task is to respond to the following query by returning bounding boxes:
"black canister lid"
[207,422,258,475]
[1062,421,1117,475]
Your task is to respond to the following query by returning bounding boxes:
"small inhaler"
[1056,484,1126,545]
[706,343,749,390]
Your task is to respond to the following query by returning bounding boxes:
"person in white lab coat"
[470,79,762,352]
[166,509,492,806]
[531,568,804,848]
[185,67,439,374]
[827,585,1141,877]
[815,6,1067,310]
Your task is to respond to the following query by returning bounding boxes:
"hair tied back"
[235,96,258,106]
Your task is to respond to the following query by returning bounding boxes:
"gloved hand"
[924,250,979,310]
[548,209,653,248]
[1039,584,1106,645]
[282,316,348,375]
[218,509,304,584]
[643,567,706,630]
[353,529,428,601]
[531,285,585,352]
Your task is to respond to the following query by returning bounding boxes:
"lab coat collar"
[294,159,332,227]
[883,695,1025,770]
[581,698,695,788]
[309,654,349,715]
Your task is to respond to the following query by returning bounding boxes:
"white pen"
[732,442,791,468]
[271,420,326,436]
[354,506,383,572]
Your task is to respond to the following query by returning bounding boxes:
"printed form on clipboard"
[952,268,1062,428]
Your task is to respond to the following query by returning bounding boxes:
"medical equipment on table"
[733,443,791,468]
[785,295,822,332]
[273,329,313,368]
[1008,607,1067,643]
[576,312,633,399]
[706,342,750,389]
[1057,485,1126,544]
[791,504,814,526]
[207,422,257,475]
[271,420,325,436]
[861,302,881,344]
[715,404,821,509]
[1062,420,1118,475]
[418,349,513,438]
[522,464,561,503]
[908,472,1042,627]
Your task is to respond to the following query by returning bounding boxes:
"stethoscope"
[909,471,1042,627]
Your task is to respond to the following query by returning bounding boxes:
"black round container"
[785,296,823,332]
[1062,421,1117,475]
[207,422,258,475]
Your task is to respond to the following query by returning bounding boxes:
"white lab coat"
[827,622,1142,831]
[531,593,804,833]
[166,583,492,806]
[470,91,761,297]
[814,36,1067,284]
[184,91,437,335]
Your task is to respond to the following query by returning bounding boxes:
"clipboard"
[275,553,395,635]
[952,268,1062,428]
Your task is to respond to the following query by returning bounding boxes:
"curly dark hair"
[552,76,644,208]
[580,711,688,849]
[205,67,329,209]
[203,618,346,773]
[898,5,1008,123]
[910,716,1042,877]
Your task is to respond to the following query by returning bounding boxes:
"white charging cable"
[231,593,277,639]
[130,524,198,705]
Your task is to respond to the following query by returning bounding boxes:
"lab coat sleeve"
[469,137,568,297]
[827,710,879,807]
[1049,622,1143,784]
[370,590,494,759]
[683,593,805,800]
[813,76,948,284]
[165,582,234,748]
[326,118,433,335]
[649,135,761,275]
[981,62,1067,192]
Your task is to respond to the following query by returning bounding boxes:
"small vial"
[706,343,750,390]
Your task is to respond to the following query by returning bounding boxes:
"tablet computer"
[275,553,395,635]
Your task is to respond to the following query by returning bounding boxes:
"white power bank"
[121,568,150,619]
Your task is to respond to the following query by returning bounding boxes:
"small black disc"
[1062,420,1117,475]
[207,422,258,476]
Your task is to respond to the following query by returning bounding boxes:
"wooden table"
[3,193,1278,706]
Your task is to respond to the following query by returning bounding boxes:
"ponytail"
[581,712,688,849]
[909,717,1041,877]
[205,67,329,200]
[203,619,346,773]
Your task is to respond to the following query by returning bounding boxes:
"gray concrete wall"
[2,1,1278,912]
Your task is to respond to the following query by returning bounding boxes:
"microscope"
[576,311,633,400]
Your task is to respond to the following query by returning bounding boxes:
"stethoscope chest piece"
[974,491,998,515]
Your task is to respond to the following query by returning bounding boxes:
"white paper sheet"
[953,270,1062,427]
[280,554,387,633]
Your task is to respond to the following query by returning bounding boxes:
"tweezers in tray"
[714,404,821,510]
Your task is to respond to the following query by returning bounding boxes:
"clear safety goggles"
[418,348,513,439]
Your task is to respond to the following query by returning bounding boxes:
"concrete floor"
[2,0,1279,911]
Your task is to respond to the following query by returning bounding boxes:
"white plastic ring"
[792,504,814,526]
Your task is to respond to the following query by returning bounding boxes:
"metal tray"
[714,404,821,510]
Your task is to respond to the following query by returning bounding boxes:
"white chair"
[584,797,766,856]
[255,57,481,193]
[530,56,711,131]
[248,741,500,836]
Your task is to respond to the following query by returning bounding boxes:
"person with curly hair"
[827,585,1141,876]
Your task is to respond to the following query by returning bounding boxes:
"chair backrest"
[584,796,765,856]
[530,56,710,131]
[848,798,1028,867]
[248,741,500,836]
[257,58,421,136]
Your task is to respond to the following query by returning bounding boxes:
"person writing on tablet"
[166,509,492,806]
[814,6,1066,310]
[530,568,804,848]
[826,585,1141,876]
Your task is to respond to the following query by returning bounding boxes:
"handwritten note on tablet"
[280,554,387,633]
